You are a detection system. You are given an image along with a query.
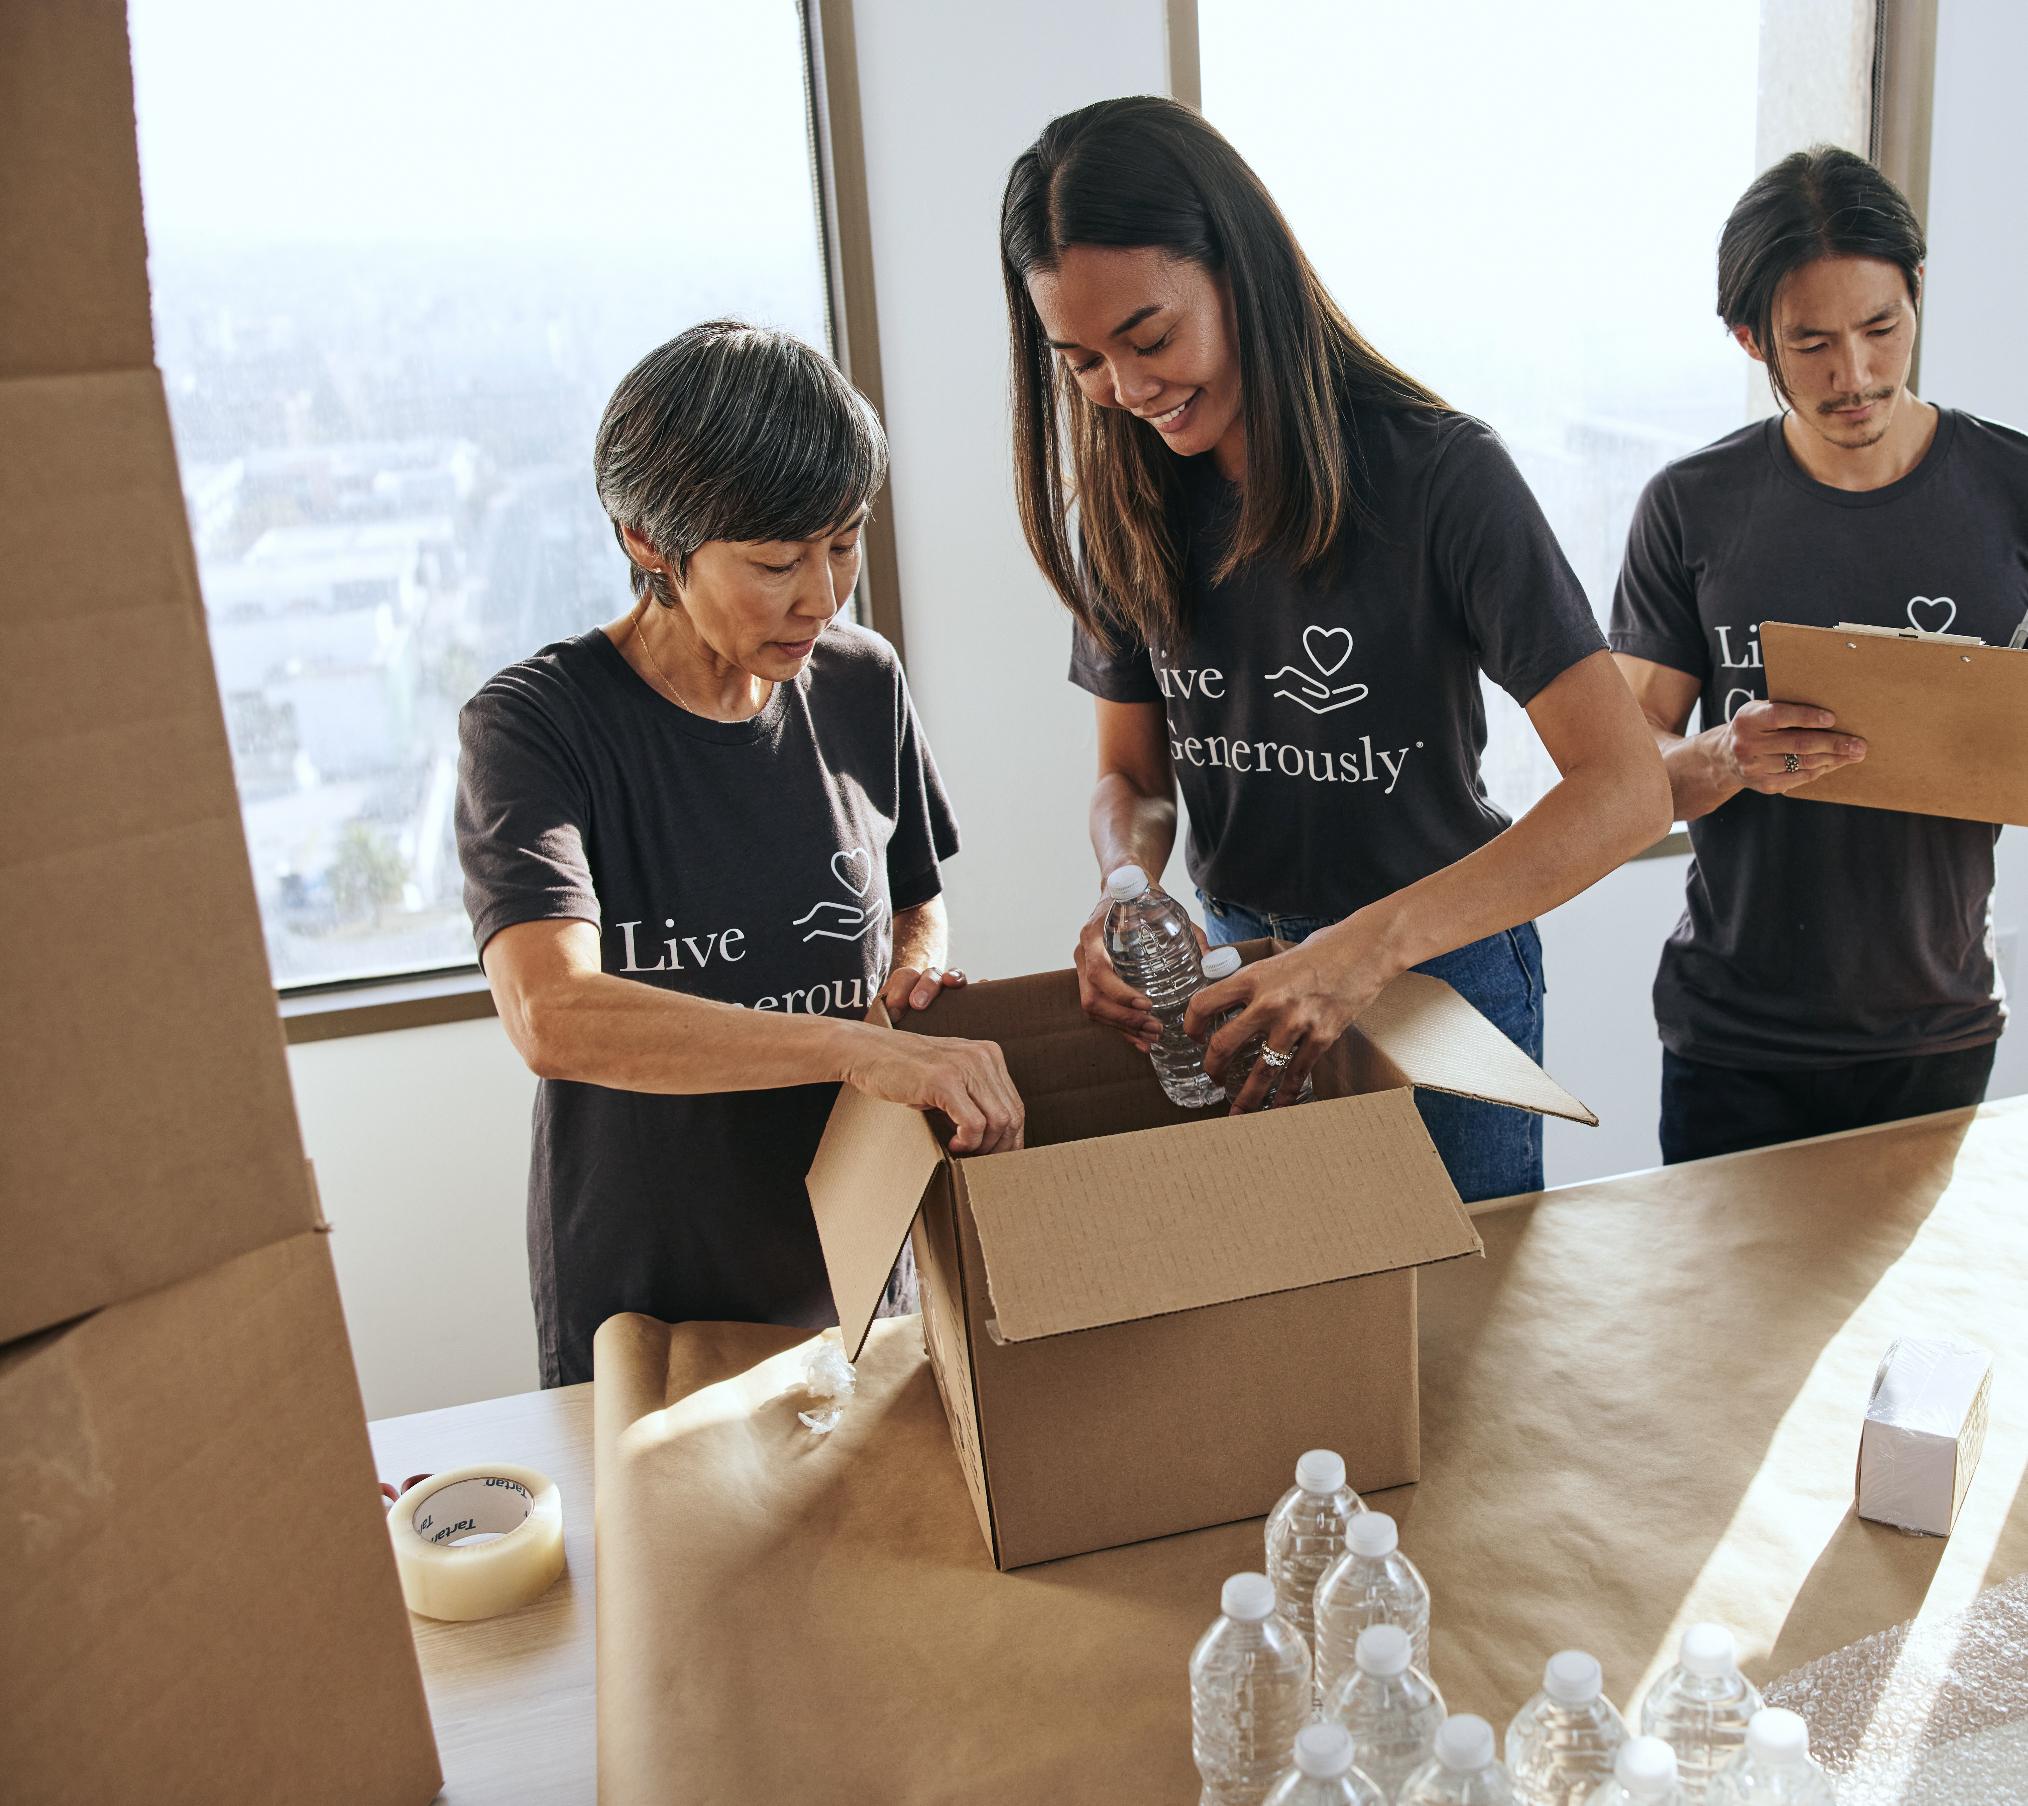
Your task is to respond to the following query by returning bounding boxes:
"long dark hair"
[1717,145,1926,410]
[1001,96,1446,649]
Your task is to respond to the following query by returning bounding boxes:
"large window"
[129,1,834,988]
[1200,0,1875,813]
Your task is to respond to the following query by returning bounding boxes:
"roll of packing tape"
[385,1463,565,1621]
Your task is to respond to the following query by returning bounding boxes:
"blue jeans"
[1198,891,1546,1203]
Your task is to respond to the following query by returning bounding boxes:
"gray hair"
[592,320,889,608]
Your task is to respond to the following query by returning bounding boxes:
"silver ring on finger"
[1783,751,1801,773]
[1259,1043,1297,1070]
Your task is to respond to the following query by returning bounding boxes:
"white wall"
[296,0,2028,1419]
[854,0,1175,968]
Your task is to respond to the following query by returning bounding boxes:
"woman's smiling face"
[1025,245,1246,478]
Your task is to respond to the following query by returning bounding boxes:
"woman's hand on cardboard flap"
[1723,699,1866,794]
[841,1030,1025,1155]
[1187,929,1386,1114]
[1074,895,1209,1052]
[880,964,968,1022]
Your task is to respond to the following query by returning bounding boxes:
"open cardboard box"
[808,946,1595,1569]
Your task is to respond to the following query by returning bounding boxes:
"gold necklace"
[629,602,703,714]
[629,600,773,720]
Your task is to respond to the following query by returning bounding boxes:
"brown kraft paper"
[594,1101,2028,1804]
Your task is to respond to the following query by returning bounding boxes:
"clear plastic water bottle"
[1264,1722,1389,1806]
[1705,1711,1835,1805]
[1190,1571,1314,1806]
[1586,1736,1687,1805]
[1399,1714,1519,1805]
[1321,1623,1446,1800]
[1201,946,1315,1104]
[1639,1625,1763,1803]
[1312,1509,1432,1699]
[1506,1649,1627,1806]
[1104,865,1225,1108]
[1264,1448,1363,1681]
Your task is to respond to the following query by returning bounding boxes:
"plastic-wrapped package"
[1855,1337,1993,1536]
[1762,1572,2028,1803]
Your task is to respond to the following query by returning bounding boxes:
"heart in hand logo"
[1906,595,1958,635]
[831,848,872,897]
[1264,624,1370,715]
[794,846,889,944]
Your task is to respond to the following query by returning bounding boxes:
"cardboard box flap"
[959,1088,1482,1342]
[808,1079,947,1360]
[1356,971,1597,1126]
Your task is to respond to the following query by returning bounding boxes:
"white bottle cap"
[1354,1623,1412,1677]
[1616,1737,1679,1795]
[1680,1622,1738,1679]
[1221,1572,1276,1622]
[1201,944,1242,980]
[1433,1714,1495,1773]
[1104,864,1150,901]
[1295,1449,1346,1494]
[1347,1511,1398,1556]
[1543,1648,1603,1705]
[1746,1707,1810,1764]
[1292,1721,1356,1779]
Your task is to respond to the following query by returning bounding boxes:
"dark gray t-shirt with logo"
[1609,407,2028,1068]
[456,624,957,1385]
[1070,408,1606,922]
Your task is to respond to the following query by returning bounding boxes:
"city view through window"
[129,1,831,987]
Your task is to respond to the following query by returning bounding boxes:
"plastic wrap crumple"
[1763,1571,2028,1803]
[797,1329,858,1434]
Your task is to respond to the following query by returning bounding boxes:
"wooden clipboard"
[1761,620,2028,827]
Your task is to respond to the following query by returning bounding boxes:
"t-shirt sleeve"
[885,657,961,914]
[1607,467,1709,680]
[1427,418,1608,707]
[455,681,602,958]
[1068,614,1162,703]
[1064,520,1163,703]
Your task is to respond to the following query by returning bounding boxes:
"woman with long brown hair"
[1001,97,1669,1199]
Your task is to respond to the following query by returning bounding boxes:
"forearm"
[1340,757,1666,978]
[1089,770,1177,883]
[890,896,949,974]
[503,967,879,1095]
[1655,720,1743,822]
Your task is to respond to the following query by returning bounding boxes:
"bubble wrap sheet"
[1764,1571,2028,1803]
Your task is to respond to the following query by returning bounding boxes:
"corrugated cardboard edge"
[942,1194,1003,1568]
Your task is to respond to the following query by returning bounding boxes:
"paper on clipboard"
[1761,620,2028,827]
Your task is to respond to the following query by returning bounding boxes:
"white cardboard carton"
[1856,1336,1994,1536]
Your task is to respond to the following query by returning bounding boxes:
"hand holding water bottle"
[1075,867,1209,1051]
[1187,918,1397,1113]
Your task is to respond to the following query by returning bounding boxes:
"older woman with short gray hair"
[456,321,1020,1387]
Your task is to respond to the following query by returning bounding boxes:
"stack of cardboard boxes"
[0,3,441,1797]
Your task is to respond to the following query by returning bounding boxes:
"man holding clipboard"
[1609,147,2028,1164]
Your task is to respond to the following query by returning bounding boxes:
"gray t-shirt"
[456,624,957,1385]
[1070,408,1606,922]
[1609,407,2028,1068]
